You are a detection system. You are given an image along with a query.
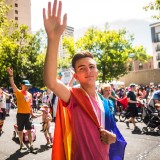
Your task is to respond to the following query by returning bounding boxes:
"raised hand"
[43,0,67,39]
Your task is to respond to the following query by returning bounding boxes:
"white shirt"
[0,94,6,108]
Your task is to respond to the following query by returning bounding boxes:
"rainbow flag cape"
[52,88,126,160]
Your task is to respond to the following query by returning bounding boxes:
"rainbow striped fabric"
[52,88,126,160]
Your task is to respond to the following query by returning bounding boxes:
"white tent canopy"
[73,81,100,88]
[110,80,125,89]
[110,80,125,85]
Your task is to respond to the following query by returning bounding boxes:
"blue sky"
[31,0,155,31]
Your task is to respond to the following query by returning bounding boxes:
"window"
[139,63,143,70]
[15,10,18,14]
[15,3,18,7]
[155,33,160,42]
[15,17,18,20]
[157,53,160,60]
[156,44,160,51]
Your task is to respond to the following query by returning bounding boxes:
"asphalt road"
[0,109,160,160]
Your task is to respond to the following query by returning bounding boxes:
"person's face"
[110,84,114,88]
[74,57,98,85]
[131,86,136,91]
[102,87,111,98]
[21,84,30,91]
[156,103,160,111]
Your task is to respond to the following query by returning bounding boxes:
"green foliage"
[63,37,77,59]
[0,1,46,88]
[58,57,70,69]
[144,0,160,20]
[63,26,150,82]
[0,0,11,27]
[131,46,151,62]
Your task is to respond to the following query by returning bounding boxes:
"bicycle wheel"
[136,113,142,122]
[119,112,126,122]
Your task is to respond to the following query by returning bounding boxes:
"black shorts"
[0,108,6,120]
[127,106,138,118]
[16,113,32,131]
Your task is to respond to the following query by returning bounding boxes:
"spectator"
[40,104,53,146]
[7,67,35,152]
[32,93,38,113]
[125,83,141,132]
[100,83,115,114]
[36,92,43,111]
[42,91,48,104]
[152,85,160,106]
[148,85,160,108]
[5,90,13,116]
[0,87,11,135]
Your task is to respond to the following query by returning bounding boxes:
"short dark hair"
[71,51,94,69]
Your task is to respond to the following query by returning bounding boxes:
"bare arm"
[109,95,117,101]
[2,91,11,98]
[7,67,18,93]
[67,69,75,87]
[43,0,70,103]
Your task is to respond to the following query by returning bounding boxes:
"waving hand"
[43,0,67,39]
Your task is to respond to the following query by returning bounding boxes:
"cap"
[21,80,31,86]
[40,104,49,112]
[58,72,62,76]
[130,83,136,88]
[41,104,49,108]
[40,107,45,111]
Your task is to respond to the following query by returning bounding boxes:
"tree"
[63,26,150,82]
[0,23,46,88]
[0,0,11,27]
[0,1,46,88]
[144,0,160,20]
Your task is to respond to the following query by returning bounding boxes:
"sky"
[31,0,156,54]
[31,0,155,31]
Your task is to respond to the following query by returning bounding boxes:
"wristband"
[9,75,13,77]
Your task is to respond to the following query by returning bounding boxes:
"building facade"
[58,26,74,58]
[5,0,74,59]
[117,22,160,86]
[150,22,160,69]
[6,0,31,31]
[131,58,154,71]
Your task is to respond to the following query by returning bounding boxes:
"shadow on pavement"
[132,130,142,135]
[37,144,52,153]
[5,149,29,160]
[142,131,160,136]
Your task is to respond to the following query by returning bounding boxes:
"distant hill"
[74,19,153,55]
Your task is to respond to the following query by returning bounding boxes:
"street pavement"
[0,109,160,160]
[0,108,54,160]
